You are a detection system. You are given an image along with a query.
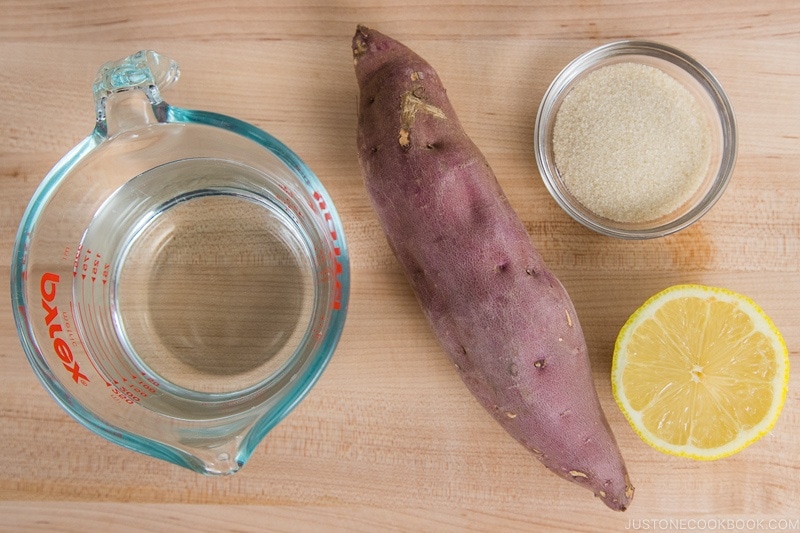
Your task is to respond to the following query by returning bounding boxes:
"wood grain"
[1,1,798,531]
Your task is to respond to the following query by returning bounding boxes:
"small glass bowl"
[534,40,737,239]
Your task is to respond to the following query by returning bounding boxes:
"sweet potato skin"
[353,26,633,511]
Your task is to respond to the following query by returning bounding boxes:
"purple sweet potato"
[352,26,634,511]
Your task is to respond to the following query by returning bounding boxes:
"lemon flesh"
[612,285,789,460]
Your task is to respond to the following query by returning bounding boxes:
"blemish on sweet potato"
[352,27,369,60]
[625,478,635,500]
[400,90,447,147]
[455,344,474,373]
[399,128,411,147]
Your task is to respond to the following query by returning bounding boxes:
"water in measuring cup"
[76,158,317,397]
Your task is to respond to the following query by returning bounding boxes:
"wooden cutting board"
[1,1,798,531]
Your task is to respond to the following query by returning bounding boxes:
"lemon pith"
[612,284,789,460]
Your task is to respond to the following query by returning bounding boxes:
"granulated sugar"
[553,62,711,224]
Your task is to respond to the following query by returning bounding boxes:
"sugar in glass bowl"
[534,40,737,239]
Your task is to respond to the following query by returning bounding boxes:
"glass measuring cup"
[10,51,349,474]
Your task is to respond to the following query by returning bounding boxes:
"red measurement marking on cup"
[312,191,344,311]
[69,301,110,387]
[79,248,93,281]
[75,301,138,408]
[109,387,136,405]
[76,252,128,386]
[73,248,110,284]
[73,246,159,405]
[140,373,160,389]
[116,380,153,402]
[117,366,157,399]
[72,244,82,277]
[84,302,127,384]
[50,246,142,406]
[277,183,304,221]
[74,301,119,384]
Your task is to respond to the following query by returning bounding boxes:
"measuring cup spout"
[179,437,246,475]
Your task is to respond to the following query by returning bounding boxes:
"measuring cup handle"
[93,50,180,134]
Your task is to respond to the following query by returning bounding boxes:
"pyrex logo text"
[40,272,89,384]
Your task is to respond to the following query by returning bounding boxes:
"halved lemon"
[612,284,789,460]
